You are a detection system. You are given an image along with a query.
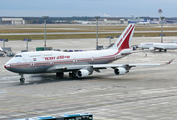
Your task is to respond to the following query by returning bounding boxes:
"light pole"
[158,9,163,43]
[23,39,31,51]
[110,36,114,45]
[161,17,164,43]
[1,39,8,48]
[42,16,49,50]
[95,16,100,50]
[107,36,114,45]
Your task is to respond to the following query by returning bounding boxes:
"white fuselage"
[138,43,177,50]
[4,48,131,74]
[138,20,150,25]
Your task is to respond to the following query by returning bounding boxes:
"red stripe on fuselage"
[6,55,124,68]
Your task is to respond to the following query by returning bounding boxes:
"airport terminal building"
[0,18,25,25]
[74,18,128,25]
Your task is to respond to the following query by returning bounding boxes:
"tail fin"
[111,24,135,50]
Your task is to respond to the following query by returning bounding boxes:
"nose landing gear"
[19,74,25,84]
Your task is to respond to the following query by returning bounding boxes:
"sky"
[0,0,177,17]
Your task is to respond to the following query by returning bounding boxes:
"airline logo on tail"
[116,24,135,50]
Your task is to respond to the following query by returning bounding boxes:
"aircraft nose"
[4,64,10,69]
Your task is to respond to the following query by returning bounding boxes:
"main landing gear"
[56,72,77,78]
[56,72,64,78]
[69,72,76,78]
[159,49,167,52]
[19,74,25,84]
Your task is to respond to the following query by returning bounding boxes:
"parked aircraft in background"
[138,42,177,51]
[4,24,173,84]
[138,20,150,25]
[150,21,160,24]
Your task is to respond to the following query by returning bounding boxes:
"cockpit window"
[15,55,22,57]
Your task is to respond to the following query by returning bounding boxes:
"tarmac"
[0,37,177,120]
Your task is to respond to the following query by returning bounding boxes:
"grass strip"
[0,32,176,40]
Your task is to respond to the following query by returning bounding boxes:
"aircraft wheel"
[20,78,25,84]
[164,49,167,52]
[69,72,76,78]
[56,72,64,78]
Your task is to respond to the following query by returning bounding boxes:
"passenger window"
[15,55,22,57]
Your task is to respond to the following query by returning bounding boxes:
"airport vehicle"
[0,47,5,57]
[13,113,93,120]
[0,51,5,57]
[138,42,177,51]
[56,113,92,120]
[4,24,173,84]
[0,47,3,51]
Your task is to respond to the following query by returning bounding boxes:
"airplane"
[138,20,150,25]
[150,20,160,24]
[138,42,177,52]
[4,24,173,84]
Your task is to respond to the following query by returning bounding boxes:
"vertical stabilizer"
[111,24,135,50]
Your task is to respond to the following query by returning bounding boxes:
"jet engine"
[76,69,91,78]
[114,67,127,75]
[149,47,155,51]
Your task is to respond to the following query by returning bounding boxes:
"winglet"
[164,59,174,65]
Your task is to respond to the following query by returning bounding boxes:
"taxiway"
[0,37,177,120]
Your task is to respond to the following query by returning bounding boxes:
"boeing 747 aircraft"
[138,42,177,52]
[4,24,173,84]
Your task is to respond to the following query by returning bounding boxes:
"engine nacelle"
[149,47,155,51]
[114,67,127,75]
[76,69,90,78]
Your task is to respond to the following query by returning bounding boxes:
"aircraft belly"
[9,65,51,74]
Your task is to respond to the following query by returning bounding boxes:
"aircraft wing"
[93,59,173,69]
[154,46,166,50]
[48,59,173,72]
